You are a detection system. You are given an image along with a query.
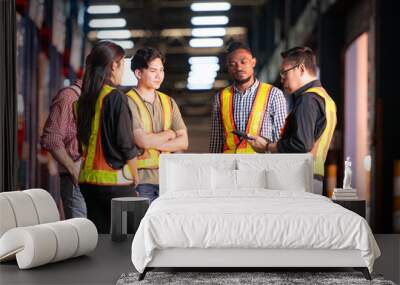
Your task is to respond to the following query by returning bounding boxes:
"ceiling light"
[121,58,138,86]
[188,56,219,65]
[191,2,231,12]
[188,76,215,85]
[96,29,131,39]
[189,38,224,48]
[192,28,226,37]
[190,63,220,72]
[87,5,121,14]
[189,70,217,79]
[89,27,246,40]
[187,83,214,90]
[89,18,126,28]
[191,16,229,26]
[110,40,134,49]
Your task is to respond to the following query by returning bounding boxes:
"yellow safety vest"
[126,90,172,169]
[307,87,337,177]
[78,85,134,185]
[220,82,273,153]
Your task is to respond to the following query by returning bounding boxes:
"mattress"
[131,190,380,273]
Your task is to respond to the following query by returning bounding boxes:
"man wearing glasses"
[209,41,287,154]
[249,46,337,195]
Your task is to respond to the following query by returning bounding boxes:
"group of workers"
[41,40,336,233]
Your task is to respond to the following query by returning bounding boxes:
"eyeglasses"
[279,64,300,78]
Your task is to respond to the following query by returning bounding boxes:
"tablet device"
[231,130,254,140]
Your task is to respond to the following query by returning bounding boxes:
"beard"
[234,75,252,85]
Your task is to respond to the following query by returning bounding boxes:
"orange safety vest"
[307,86,337,177]
[220,82,273,153]
[78,85,133,185]
[126,90,172,169]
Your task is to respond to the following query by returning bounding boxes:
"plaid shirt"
[209,79,287,153]
[40,80,82,161]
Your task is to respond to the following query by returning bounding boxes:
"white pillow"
[168,163,211,191]
[211,168,237,190]
[206,159,237,171]
[237,158,309,192]
[236,169,267,189]
[266,167,306,191]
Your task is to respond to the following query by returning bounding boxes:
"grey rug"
[116,272,396,285]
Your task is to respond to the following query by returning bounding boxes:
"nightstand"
[110,197,150,242]
[332,199,366,218]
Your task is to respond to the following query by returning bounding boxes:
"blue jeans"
[312,179,323,195]
[60,174,87,218]
[71,185,87,218]
[136,184,159,203]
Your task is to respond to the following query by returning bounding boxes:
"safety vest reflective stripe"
[307,87,337,177]
[127,91,153,132]
[220,86,238,152]
[126,90,172,169]
[221,83,272,154]
[160,93,173,131]
[79,85,133,185]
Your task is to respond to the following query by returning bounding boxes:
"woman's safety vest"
[78,85,133,186]
[307,87,337,177]
[126,90,172,169]
[220,82,273,153]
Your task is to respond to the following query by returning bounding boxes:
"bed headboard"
[159,153,314,196]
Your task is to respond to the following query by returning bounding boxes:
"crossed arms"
[133,128,188,153]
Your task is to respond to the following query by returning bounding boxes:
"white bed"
[131,154,380,280]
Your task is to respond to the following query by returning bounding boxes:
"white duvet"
[131,190,380,273]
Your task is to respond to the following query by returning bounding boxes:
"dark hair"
[77,41,125,146]
[225,40,253,57]
[130,47,165,72]
[280,46,317,75]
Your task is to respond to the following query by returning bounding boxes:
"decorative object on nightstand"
[343,156,352,189]
[332,157,359,200]
[111,197,150,242]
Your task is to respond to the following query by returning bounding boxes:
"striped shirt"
[209,79,287,153]
[40,80,82,161]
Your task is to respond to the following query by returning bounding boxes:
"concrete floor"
[373,234,400,284]
[1,234,399,285]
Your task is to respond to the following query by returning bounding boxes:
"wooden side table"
[111,197,150,242]
[332,199,366,218]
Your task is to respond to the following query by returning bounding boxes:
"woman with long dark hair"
[77,41,140,233]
